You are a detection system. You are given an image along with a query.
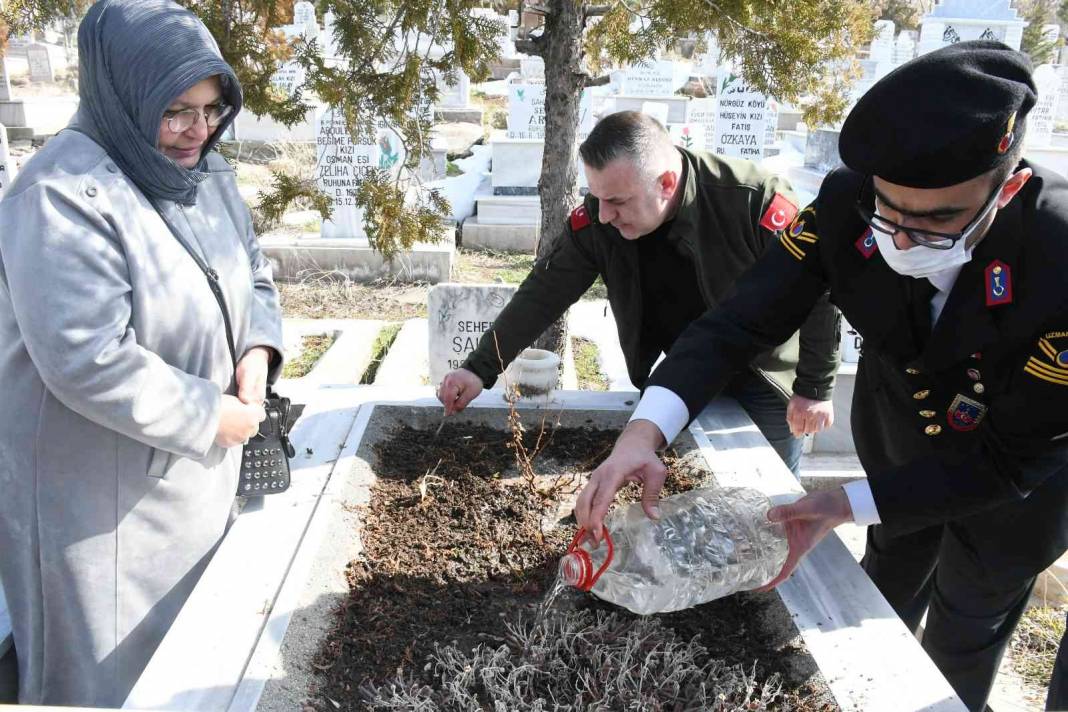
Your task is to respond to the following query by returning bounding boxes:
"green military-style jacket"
[462,148,841,402]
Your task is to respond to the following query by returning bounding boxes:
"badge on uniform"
[855,227,878,259]
[984,259,1013,307]
[947,393,987,431]
[570,205,592,232]
[760,193,798,233]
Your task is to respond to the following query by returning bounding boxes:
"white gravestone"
[26,44,54,82]
[870,20,895,64]
[316,109,379,240]
[428,284,518,386]
[713,68,768,160]
[620,60,675,96]
[0,57,10,101]
[917,1,1025,56]
[0,124,14,197]
[640,101,670,128]
[894,32,917,65]
[687,97,717,152]
[1057,65,1068,125]
[322,11,340,58]
[519,56,544,79]
[507,84,593,140]
[435,70,471,109]
[293,1,317,34]
[841,316,862,363]
[1027,64,1061,148]
[270,61,305,97]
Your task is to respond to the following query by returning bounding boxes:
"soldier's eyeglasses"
[162,103,233,134]
[855,177,1004,250]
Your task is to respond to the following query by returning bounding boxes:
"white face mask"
[872,211,974,279]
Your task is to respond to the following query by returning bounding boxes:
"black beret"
[839,40,1036,188]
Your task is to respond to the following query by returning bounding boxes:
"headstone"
[870,20,895,64]
[764,98,779,147]
[894,32,916,65]
[435,71,471,109]
[428,284,518,386]
[293,1,317,34]
[640,101,670,127]
[619,59,675,96]
[26,44,54,83]
[0,124,14,197]
[712,67,768,160]
[316,109,379,240]
[687,97,717,151]
[270,61,305,97]
[803,128,843,173]
[917,1,1026,56]
[0,57,10,102]
[1057,66,1068,125]
[322,11,340,58]
[1027,64,1061,148]
[507,84,592,140]
[519,56,544,79]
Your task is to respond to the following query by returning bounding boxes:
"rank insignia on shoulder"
[760,193,798,233]
[570,205,592,232]
[778,206,815,261]
[947,394,987,431]
[855,227,878,259]
[1024,333,1068,386]
[984,259,1013,307]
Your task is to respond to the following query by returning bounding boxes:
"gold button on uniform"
[906,367,920,375]
[973,383,986,395]
[913,389,930,400]
[920,410,936,418]
[925,424,943,436]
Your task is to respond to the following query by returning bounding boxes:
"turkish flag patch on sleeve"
[759,193,798,233]
[570,205,592,231]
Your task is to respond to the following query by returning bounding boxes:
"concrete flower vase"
[504,348,561,404]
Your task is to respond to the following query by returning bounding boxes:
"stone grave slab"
[26,44,54,83]
[427,283,517,386]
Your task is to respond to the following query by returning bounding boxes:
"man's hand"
[757,488,854,590]
[236,346,271,405]
[786,394,834,437]
[574,419,667,543]
[437,368,484,416]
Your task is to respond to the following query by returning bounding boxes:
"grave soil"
[309,422,836,711]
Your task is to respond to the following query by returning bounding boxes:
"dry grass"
[1011,604,1066,690]
[360,608,794,711]
[278,277,428,321]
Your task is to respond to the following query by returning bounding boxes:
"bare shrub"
[360,608,789,711]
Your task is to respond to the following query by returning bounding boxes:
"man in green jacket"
[437,111,840,473]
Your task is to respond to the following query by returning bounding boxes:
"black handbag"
[151,200,295,495]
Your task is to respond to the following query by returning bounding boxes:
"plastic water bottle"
[560,486,788,615]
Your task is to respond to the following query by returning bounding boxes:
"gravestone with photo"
[428,284,517,386]
[26,44,54,83]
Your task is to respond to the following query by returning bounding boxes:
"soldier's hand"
[437,368,483,416]
[756,488,853,590]
[786,394,835,437]
[575,419,666,544]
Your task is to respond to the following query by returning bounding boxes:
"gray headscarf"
[73,0,242,205]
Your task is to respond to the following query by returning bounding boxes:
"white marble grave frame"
[122,387,965,712]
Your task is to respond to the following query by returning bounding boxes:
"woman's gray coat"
[0,129,284,705]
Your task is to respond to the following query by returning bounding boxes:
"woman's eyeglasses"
[162,104,233,134]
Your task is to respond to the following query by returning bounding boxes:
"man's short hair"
[579,111,675,175]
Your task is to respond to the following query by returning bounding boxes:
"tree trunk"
[531,0,586,355]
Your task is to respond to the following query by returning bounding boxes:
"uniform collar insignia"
[855,227,878,259]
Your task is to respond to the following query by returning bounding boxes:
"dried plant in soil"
[361,608,793,711]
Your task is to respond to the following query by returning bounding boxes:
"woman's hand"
[215,394,267,448]
[236,346,271,405]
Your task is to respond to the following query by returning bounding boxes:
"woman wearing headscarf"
[0,0,284,705]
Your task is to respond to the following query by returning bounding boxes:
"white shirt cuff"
[629,386,690,445]
[842,479,881,526]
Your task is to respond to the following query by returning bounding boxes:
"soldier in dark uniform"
[437,111,841,474]
[576,42,1068,711]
